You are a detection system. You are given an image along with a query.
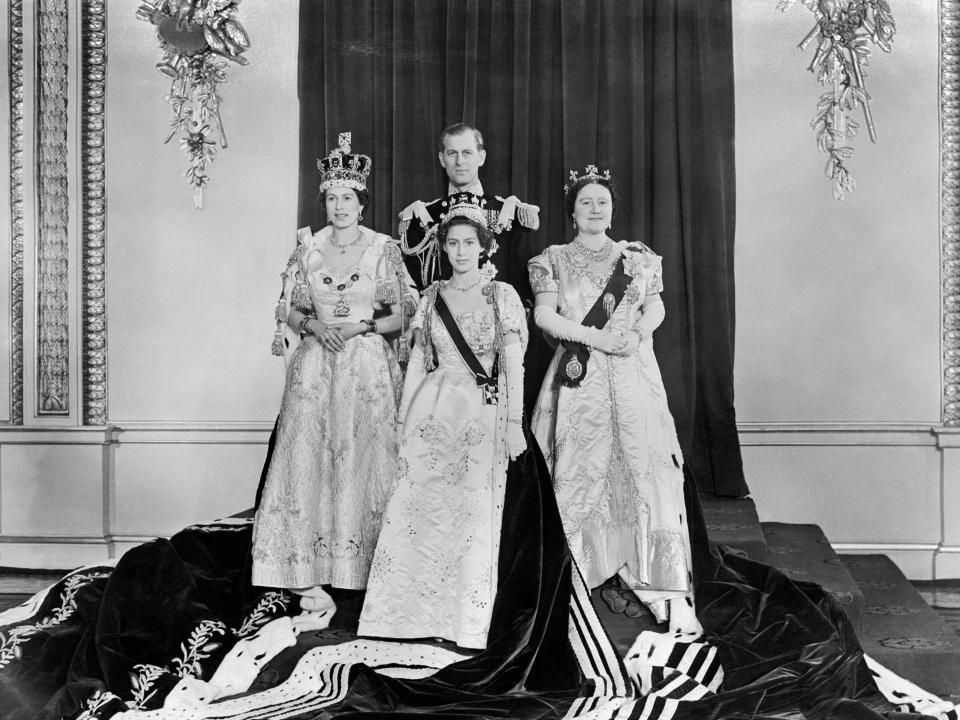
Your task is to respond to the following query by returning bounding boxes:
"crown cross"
[564,164,612,193]
[317,130,371,193]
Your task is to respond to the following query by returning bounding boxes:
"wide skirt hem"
[357,622,488,651]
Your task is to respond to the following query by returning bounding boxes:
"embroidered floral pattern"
[253,234,404,590]
[128,663,166,709]
[530,241,693,595]
[359,282,526,649]
[0,570,110,669]
[235,591,291,638]
[171,619,227,678]
[76,689,123,720]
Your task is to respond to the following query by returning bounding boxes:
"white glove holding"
[535,305,630,355]
[533,304,603,346]
[503,342,526,460]
[397,341,427,440]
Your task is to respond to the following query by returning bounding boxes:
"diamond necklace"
[330,229,363,255]
[572,235,614,262]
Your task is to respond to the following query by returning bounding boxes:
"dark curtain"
[297,0,748,497]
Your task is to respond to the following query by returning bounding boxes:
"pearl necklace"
[572,235,615,263]
[445,275,483,293]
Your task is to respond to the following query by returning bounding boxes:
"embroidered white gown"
[529,241,693,614]
[358,281,527,649]
[251,227,409,591]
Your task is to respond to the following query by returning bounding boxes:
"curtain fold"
[297,0,748,497]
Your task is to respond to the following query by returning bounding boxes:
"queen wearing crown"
[357,195,529,649]
[251,133,416,621]
[528,167,701,636]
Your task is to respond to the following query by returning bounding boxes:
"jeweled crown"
[317,131,372,192]
[564,164,612,194]
[440,193,487,227]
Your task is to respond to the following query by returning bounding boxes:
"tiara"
[440,193,487,227]
[317,131,372,192]
[564,164,612,194]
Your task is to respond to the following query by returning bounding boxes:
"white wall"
[0,0,297,568]
[733,0,948,578]
[106,1,298,422]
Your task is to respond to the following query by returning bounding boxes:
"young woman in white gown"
[251,134,415,624]
[358,196,528,649]
[528,166,701,636]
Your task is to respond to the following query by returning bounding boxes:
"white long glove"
[633,296,665,341]
[503,342,526,460]
[533,305,602,346]
[397,342,427,437]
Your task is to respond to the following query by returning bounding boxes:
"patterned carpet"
[915,582,960,640]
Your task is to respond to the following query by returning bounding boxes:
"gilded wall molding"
[35,0,70,415]
[944,0,960,425]
[8,2,24,424]
[81,1,106,425]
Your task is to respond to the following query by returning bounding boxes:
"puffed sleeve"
[642,248,663,295]
[527,247,559,294]
[497,282,529,352]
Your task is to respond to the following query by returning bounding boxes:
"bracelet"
[365,319,378,334]
[507,418,522,425]
[298,315,313,335]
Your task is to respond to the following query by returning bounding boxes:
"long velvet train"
[0,435,943,719]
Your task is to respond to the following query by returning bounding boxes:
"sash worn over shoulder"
[434,293,499,404]
[556,256,631,388]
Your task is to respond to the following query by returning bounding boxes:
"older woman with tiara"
[528,165,701,637]
[251,133,416,625]
[358,194,528,650]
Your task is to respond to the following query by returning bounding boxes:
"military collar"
[447,179,484,197]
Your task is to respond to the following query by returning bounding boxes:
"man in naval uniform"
[399,123,540,303]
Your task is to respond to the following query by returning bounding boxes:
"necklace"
[321,271,361,317]
[572,235,614,263]
[446,275,483,293]
[330,229,363,255]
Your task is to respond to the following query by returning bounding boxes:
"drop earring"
[358,211,364,223]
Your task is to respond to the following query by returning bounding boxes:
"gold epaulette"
[494,195,540,231]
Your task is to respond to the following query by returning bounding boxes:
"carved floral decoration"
[136,0,252,207]
[778,0,895,199]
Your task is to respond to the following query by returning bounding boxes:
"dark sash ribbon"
[555,256,632,388]
[434,292,499,404]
